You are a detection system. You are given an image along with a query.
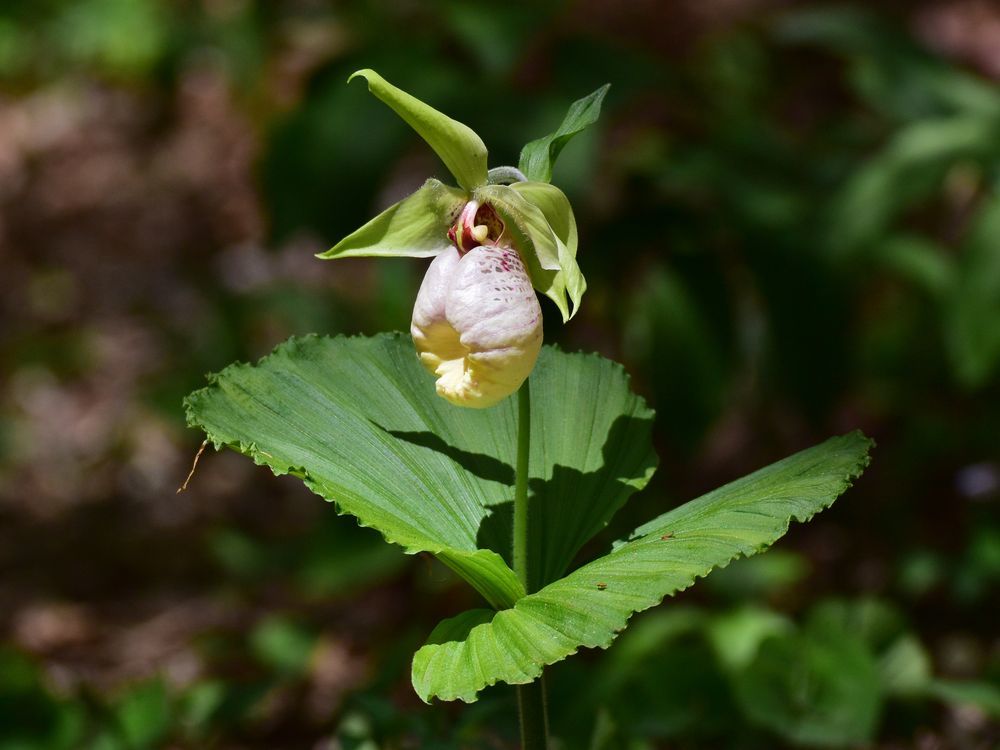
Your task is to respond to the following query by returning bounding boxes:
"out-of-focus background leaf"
[0,1,997,747]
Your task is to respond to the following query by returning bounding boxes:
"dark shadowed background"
[0,1,998,748]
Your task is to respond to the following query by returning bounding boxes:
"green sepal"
[349,69,488,191]
[518,84,610,183]
[318,179,465,260]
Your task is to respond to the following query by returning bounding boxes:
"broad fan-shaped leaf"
[412,431,872,702]
[184,333,656,608]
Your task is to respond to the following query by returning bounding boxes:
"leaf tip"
[347,68,376,87]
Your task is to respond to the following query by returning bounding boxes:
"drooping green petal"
[475,184,585,321]
[511,181,587,314]
[349,69,488,191]
[510,182,578,255]
[184,334,655,609]
[518,84,610,183]
[475,184,561,270]
[412,432,873,702]
[529,264,573,322]
[558,242,587,315]
[317,179,465,260]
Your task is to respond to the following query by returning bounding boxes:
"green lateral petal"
[511,181,588,314]
[476,184,561,270]
[318,179,465,260]
[349,69,488,191]
[537,268,573,322]
[510,182,579,256]
[475,184,584,321]
[184,334,654,610]
[412,432,873,702]
[505,223,572,322]
[518,84,610,183]
[559,244,587,315]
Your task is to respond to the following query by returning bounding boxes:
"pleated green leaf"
[317,179,466,260]
[412,431,873,702]
[184,333,656,609]
[349,69,488,191]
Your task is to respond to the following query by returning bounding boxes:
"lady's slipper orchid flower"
[411,203,542,407]
[319,69,605,407]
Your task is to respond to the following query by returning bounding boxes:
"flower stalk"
[517,678,549,750]
[513,379,531,590]
[513,380,549,748]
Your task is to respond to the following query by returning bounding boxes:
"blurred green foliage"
[1,0,998,748]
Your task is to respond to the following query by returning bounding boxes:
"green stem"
[512,380,549,749]
[513,380,531,590]
[517,677,549,750]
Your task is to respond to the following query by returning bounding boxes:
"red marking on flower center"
[449,201,505,254]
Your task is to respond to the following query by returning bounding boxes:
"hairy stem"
[513,380,549,748]
[488,165,528,185]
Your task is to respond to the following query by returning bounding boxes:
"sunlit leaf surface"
[185,333,656,608]
[413,432,872,702]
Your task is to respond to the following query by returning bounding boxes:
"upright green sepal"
[349,69,488,191]
[318,179,465,259]
[518,83,610,183]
